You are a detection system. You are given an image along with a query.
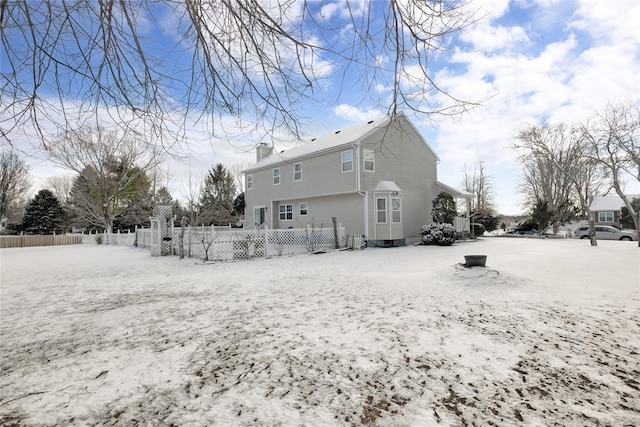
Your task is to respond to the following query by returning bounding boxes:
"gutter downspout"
[354,143,369,239]
[270,200,274,229]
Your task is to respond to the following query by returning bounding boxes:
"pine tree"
[432,192,458,225]
[22,189,66,234]
[198,164,237,225]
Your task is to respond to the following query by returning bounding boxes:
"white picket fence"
[81,225,348,261]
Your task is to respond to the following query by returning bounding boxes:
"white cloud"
[570,0,640,45]
[419,0,640,214]
[461,24,530,52]
[333,105,385,123]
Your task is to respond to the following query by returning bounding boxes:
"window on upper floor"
[342,150,353,172]
[273,168,280,185]
[598,211,614,222]
[364,149,374,172]
[246,174,253,190]
[294,163,302,181]
[279,204,293,220]
[391,197,401,223]
[376,197,387,223]
[299,202,308,216]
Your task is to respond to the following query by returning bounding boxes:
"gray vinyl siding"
[245,157,362,231]
[272,193,364,236]
[359,116,438,241]
[247,146,358,201]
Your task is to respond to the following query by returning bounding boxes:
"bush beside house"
[420,223,456,246]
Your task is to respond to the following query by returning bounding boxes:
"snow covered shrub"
[420,223,456,246]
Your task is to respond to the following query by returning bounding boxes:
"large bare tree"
[580,101,640,245]
[49,128,161,233]
[516,125,580,234]
[461,160,495,214]
[1,1,479,149]
[46,175,74,205]
[514,123,606,246]
[0,150,31,221]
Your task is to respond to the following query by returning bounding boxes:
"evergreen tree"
[530,199,553,235]
[432,192,458,225]
[620,197,640,229]
[22,189,66,234]
[198,164,237,225]
[233,192,245,217]
[69,159,151,232]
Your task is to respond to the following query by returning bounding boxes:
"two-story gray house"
[243,113,471,247]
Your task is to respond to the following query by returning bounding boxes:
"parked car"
[573,225,638,241]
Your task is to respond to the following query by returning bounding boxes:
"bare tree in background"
[46,175,74,205]
[514,123,606,246]
[517,126,579,234]
[580,101,640,246]
[49,128,162,233]
[230,163,249,193]
[462,160,495,214]
[1,1,479,150]
[0,150,31,221]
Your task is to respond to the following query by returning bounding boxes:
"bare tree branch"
[1,0,480,150]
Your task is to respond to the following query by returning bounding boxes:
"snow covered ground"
[1,238,638,426]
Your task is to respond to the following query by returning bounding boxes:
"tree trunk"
[587,212,597,247]
[179,217,186,259]
[637,212,640,248]
[610,181,639,247]
[104,213,112,244]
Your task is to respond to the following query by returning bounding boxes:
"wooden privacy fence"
[0,234,83,249]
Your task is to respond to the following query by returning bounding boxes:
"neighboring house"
[590,194,638,229]
[243,113,471,247]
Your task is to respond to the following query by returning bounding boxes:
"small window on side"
[342,150,353,172]
[294,163,302,181]
[391,197,401,223]
[376,197,387,223]
[364,150,374,172]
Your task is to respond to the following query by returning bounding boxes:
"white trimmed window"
[376,197,387,223]
[273,168,280,185]
[299,202,308,216]
[391,197,401,223]
[342,150,353,172]
[246,174,253,190]
[279,204,293,220]
[294,163,302,181]
[598,211,614,222]
[364,149,374,172]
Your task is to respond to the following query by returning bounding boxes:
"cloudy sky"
[6,0,640,215]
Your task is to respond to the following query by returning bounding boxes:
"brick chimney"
[256,143,273,162]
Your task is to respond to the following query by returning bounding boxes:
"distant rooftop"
[590,194,640,211]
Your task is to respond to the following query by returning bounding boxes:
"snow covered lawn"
[1,238,639,426]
